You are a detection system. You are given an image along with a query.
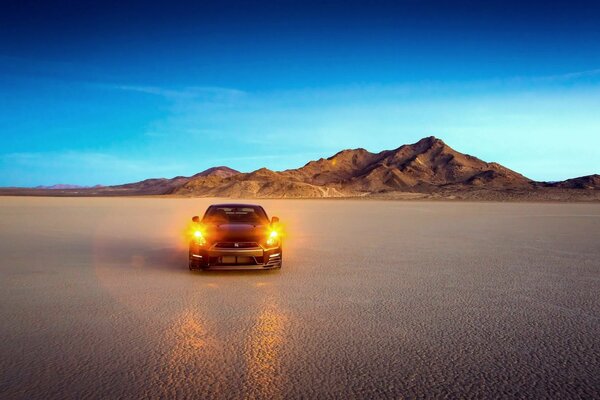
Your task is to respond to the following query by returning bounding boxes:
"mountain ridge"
[170,136,535,198]
[2,137,598,201]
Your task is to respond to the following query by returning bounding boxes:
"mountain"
[176,167,346,198]
[191,166,240,179]
[1,137,598,201]
[35,184,90,190]
[548,174,600,190]
[110,166,240,195]
[170,136,533,197]
[290,136,531,191]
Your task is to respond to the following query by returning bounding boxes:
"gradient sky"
[1,0,600,186]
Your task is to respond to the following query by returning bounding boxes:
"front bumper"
[189,243,282,270]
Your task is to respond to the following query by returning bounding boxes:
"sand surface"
[0,197,599,399]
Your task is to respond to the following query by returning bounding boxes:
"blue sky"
[1,0,599,186]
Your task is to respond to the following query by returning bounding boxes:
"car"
[188,203,282,271]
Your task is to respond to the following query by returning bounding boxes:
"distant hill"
[1,138,598,201]
[547,174,600,190]
[109,166,240,195]
[35,184,94,190]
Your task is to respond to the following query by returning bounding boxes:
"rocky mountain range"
[169,136,532,197]
[2,137,598,201]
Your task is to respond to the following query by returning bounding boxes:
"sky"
[1,0,600,186]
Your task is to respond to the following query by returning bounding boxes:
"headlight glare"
[266,230,279,247]
[193,230,207,245]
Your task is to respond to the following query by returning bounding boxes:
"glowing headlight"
[193,230,206,245]
[266,230,279,247]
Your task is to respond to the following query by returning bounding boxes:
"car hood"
[205,223,268,243]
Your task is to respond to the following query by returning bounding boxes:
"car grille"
[214,242,260,249]
[209,256,263,265]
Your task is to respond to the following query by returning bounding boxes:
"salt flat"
[0,197,599,399]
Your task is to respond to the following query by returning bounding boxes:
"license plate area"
[220,256,254,264]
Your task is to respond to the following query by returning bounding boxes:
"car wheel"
[189,259,199,271]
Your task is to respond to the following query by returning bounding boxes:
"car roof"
[208,203,263,208]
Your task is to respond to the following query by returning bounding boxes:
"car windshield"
[204,206,267,224]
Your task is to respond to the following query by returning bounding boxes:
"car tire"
[189,259,199,271]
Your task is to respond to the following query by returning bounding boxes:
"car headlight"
[266,230,279,247]
[193,230,207,246]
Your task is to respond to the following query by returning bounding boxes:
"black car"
[188,203,282,270]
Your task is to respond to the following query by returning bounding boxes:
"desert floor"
[0,197,599,399]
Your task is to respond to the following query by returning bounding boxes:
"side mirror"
[271,216,279,225]
[192,216,200,223]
